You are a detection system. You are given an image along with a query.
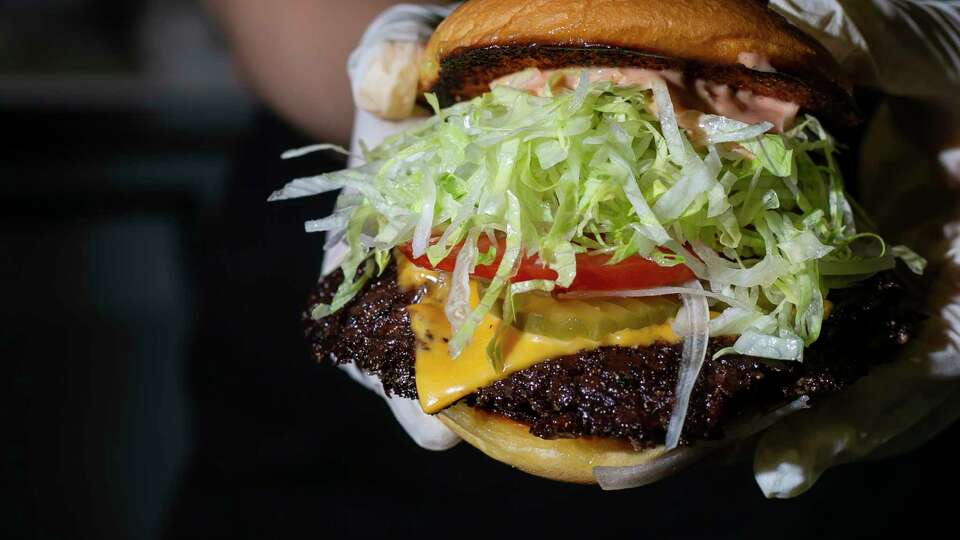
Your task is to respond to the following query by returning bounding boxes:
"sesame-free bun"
[439,403,666,484]
[421,0,856,125]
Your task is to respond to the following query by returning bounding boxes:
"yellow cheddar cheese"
[397,255,681,414]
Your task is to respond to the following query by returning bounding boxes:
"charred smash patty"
[304,261,920,446]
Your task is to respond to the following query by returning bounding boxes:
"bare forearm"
[205,0,421,143]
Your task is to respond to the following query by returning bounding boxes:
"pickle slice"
[511,294,680,340]
[606,297,683,329]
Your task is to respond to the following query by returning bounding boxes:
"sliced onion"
[559,286,754,311]
[665,280,711,449]
[593,396,810,490]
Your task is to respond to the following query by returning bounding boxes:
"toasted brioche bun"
[421,0,856,125]
[439,403,666,484]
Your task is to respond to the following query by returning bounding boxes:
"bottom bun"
[439,403,667,484]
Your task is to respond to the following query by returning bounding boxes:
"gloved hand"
[755,0,960,498]
[331,1,960,486]
[328,3,463,452]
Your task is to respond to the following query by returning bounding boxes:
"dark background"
[3,1,958,539]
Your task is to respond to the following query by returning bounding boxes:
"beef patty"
[304,259,920,446]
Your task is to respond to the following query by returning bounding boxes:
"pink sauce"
[737,52,777,73]
[491,67,799,133]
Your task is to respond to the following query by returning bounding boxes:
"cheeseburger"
[272,0,925,487]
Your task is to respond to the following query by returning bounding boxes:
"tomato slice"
[397,236,694,291]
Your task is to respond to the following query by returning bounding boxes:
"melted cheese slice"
[397,257,681,414]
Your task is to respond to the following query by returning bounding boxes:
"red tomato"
[398,236,694,291]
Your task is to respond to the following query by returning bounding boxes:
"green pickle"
[509,294,680,340]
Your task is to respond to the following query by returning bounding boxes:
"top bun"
[421,0,856,125]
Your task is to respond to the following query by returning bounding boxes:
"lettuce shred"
[271,77,923,360]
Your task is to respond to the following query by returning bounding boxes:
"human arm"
[203,0,431,144]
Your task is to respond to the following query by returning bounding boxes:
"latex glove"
[756,0,960,498]
[346,3,458,120]
[326,3,463,452]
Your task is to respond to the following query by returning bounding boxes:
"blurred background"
[4,1,958,539]
[3,1,248,537]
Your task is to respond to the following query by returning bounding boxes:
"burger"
[272,0,925,488]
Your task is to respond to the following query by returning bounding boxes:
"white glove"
[756,0,960,498]
[346,3,459,120]
[328,3,463,452]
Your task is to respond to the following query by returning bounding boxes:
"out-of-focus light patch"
[939,147,960,181]
[755,461,808,499]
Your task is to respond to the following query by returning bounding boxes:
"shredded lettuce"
[891,245,927,275]
[448,191,523,359]
[732,330,805,361]
[742,135,794,178]
[274,76,924,361]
